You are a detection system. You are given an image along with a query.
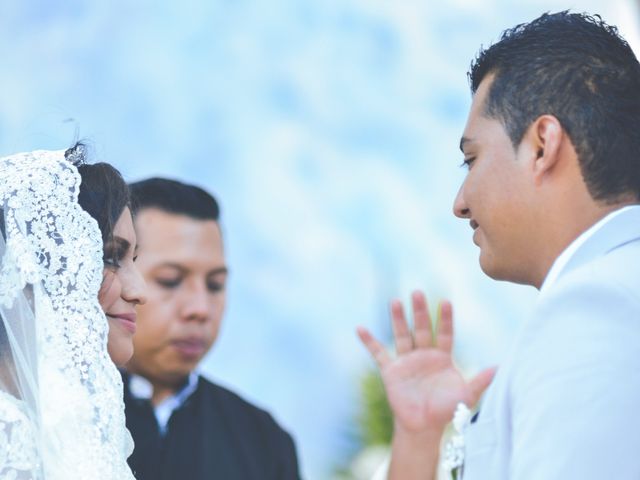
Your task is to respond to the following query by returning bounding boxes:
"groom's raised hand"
[357,291,495,480]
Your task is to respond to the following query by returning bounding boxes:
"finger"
[390,299,414,355]
[435,300,454,353]
[356,326,391,368]
[411,290,433,349]
[468,367,497,405]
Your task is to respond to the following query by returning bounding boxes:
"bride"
[0,145,146,479]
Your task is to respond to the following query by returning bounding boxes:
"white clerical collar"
[128,372,199,435]
[540,205,640,294]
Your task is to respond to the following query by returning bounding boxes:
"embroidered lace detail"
[0,391,39,479]
[0,150,134,479]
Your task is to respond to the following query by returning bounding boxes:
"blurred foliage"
[358,369,393,446]
[333,369,393,479]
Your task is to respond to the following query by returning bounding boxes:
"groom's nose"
[453,183,470,219]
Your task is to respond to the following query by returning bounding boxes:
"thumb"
[467,367,497,406]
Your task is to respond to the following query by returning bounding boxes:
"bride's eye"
[103,256,121,269]
[102,242,127,269]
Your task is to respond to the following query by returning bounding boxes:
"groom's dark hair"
[129,177,220,222]
[469,11,640,204]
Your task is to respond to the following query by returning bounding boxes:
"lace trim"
[0,150,134,479]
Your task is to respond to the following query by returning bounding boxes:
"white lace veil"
[0,150,135,479]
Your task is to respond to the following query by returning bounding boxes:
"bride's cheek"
[98,270,118,312]
[106,319,134,366]
[106,320,117,358]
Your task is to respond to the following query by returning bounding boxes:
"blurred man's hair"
[469,11,640,203]
[129,177,220,221]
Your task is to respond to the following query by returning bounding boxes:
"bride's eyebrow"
[105,237,132,257]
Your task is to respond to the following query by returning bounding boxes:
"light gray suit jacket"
[464,206,640,479]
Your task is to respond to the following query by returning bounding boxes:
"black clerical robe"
[123,374,301,480]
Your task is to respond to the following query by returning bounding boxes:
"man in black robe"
[122,178,300,479]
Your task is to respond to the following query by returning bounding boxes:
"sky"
[0,1,638,477]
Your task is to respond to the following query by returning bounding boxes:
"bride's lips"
[108,313,137,334]
[172,338,207,359]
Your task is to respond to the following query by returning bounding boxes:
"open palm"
[358,291,495,435]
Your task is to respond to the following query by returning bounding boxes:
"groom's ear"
[523,115,564,186]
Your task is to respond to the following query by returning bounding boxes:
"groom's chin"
[479,253,534,286]
[479,249,509,281]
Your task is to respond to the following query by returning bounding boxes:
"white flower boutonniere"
[442,402,472,480]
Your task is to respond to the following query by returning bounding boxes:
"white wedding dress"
[0,390,39,478]
[0,150,135,479]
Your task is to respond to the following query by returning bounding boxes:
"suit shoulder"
[512,244,640,394]
[197,377,269,415]
[539,241,640,315]
[561,238,640,301]
[530,266,640,349]
[197,377,290,434]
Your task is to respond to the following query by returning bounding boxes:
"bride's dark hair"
[64,142,131,255]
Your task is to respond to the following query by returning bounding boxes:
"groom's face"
[127,208,228,384]
[453,75,536,284]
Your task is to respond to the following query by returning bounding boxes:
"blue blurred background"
[1,1,638,477]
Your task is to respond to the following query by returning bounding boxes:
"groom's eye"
[459,156,476,169]
[207,280,225,293]
[156,277,181,289]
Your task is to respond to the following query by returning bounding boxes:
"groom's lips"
[172,338,207,360]
[470,219,480,245]
[108,313,137,334]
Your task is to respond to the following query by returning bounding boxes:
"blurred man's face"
[127,208,227,384]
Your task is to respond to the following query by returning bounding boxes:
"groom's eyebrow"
[459,136,472,153]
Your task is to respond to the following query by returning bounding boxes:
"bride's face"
[98,207,147,366]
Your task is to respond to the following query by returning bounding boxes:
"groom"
[360,11,640,480]
[121,178,300,479]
